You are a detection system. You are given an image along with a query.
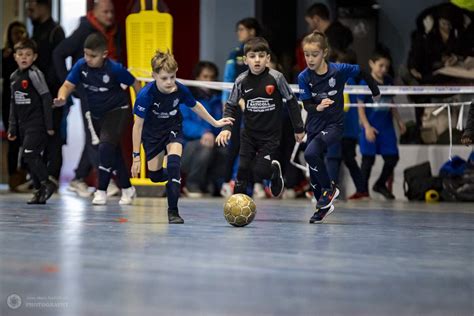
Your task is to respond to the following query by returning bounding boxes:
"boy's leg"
[342,138,368,197]
[166,151,184,224]
[22,131,55,204]
[234,130,255,195]
[252,136,283,197]
[361,155,376,193]
[373,155,399,200]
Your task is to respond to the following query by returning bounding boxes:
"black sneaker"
[168,209,184,224]
[309,204,335,223]
[315,182,340,210]
[27,189,45,205]
[270,160,284,197]
[38,179,57,204]
[372,183,395,200]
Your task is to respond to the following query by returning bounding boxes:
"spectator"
[53,0,121,197]
[461,102,473,146]
[295,2,353,72]
[2,21,28,191]
[26,0,66,185]
[181,61,226,197]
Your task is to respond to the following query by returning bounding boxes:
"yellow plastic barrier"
[126,0,173,186]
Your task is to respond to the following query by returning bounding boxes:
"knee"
[253,157,271,180]
[149,169,167,183]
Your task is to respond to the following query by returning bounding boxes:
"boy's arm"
[54,81,76,107]
[30,68,53,131]
[222,78,243,131]
[131,116,144,178]
[8,92,18,137]
[274,72,304,133]
[358,70,380,99]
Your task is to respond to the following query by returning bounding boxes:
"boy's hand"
[53,97,66,107]
[316,98,334,111]
[47,130,55,136]
[372,94,381,103]
[216,130,231,147]
[131,160,141,178]
[294,132,305,143]
[214,117,234,128]
[200,132,215,148]
[365,125,378,143]
[461,134,472,146]
[7,133,16,141]
[398,120,406,135]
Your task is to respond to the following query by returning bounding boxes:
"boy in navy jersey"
[54,33,142,205]
[131,51,233,224]
[216,37,305,198]
[8,39,56,204]
[298,32,380,223]
[358,47,406,200]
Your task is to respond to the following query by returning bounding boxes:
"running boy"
[358,46,406,200]
[298,32,380,223]
[8,38,56,204]
[131,51,233,224]
[216,37,305,198]
[54,33,141,205]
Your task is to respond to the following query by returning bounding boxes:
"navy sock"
[166,155,181,211]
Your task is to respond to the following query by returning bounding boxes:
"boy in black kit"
[216,37,305,197]
[7,39,56,204]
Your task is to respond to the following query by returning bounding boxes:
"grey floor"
[1,190,473,316]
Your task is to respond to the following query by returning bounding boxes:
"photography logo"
[7,294,22,309]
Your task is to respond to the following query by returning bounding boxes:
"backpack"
[403,162,443,200]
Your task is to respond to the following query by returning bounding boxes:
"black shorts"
[142,127,183,161]
[20,128,47,156]
[239,129,280,162]
[92,105,130,146]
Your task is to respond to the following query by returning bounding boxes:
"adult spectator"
[295,2,353,72]
[181,61,226,197]
[26,0,65,185]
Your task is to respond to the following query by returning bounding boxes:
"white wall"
[59,0,86,182]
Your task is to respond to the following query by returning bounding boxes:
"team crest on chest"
[329,77,336,88]
[265,85,275,95]
[102,74,110,83]
[173,98,179,107]
[21,80,29,89]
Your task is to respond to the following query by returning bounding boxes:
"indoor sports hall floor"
[1,190,473,316]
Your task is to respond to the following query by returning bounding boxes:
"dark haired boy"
[54,33,142,205]
[7,39,56,204]
[216,37,305,197]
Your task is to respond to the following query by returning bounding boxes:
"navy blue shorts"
[142,127,184,161]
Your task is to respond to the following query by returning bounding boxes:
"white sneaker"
[119,186,136,205]
[253,183,267,199]
[220,182,233,197]
[107,181,120,197]
[68,179,92,197]
[92,190,107,205]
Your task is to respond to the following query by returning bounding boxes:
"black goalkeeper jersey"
[8,65,53,136]
[223,67,304,136]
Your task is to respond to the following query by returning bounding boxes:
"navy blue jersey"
[298,63,360,133]
[66,58,135,118]
[134,81,197,134]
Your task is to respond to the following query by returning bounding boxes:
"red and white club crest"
[21,80,29,89]
[265,85,275,95]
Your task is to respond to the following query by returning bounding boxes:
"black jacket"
[52,16,122,82]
